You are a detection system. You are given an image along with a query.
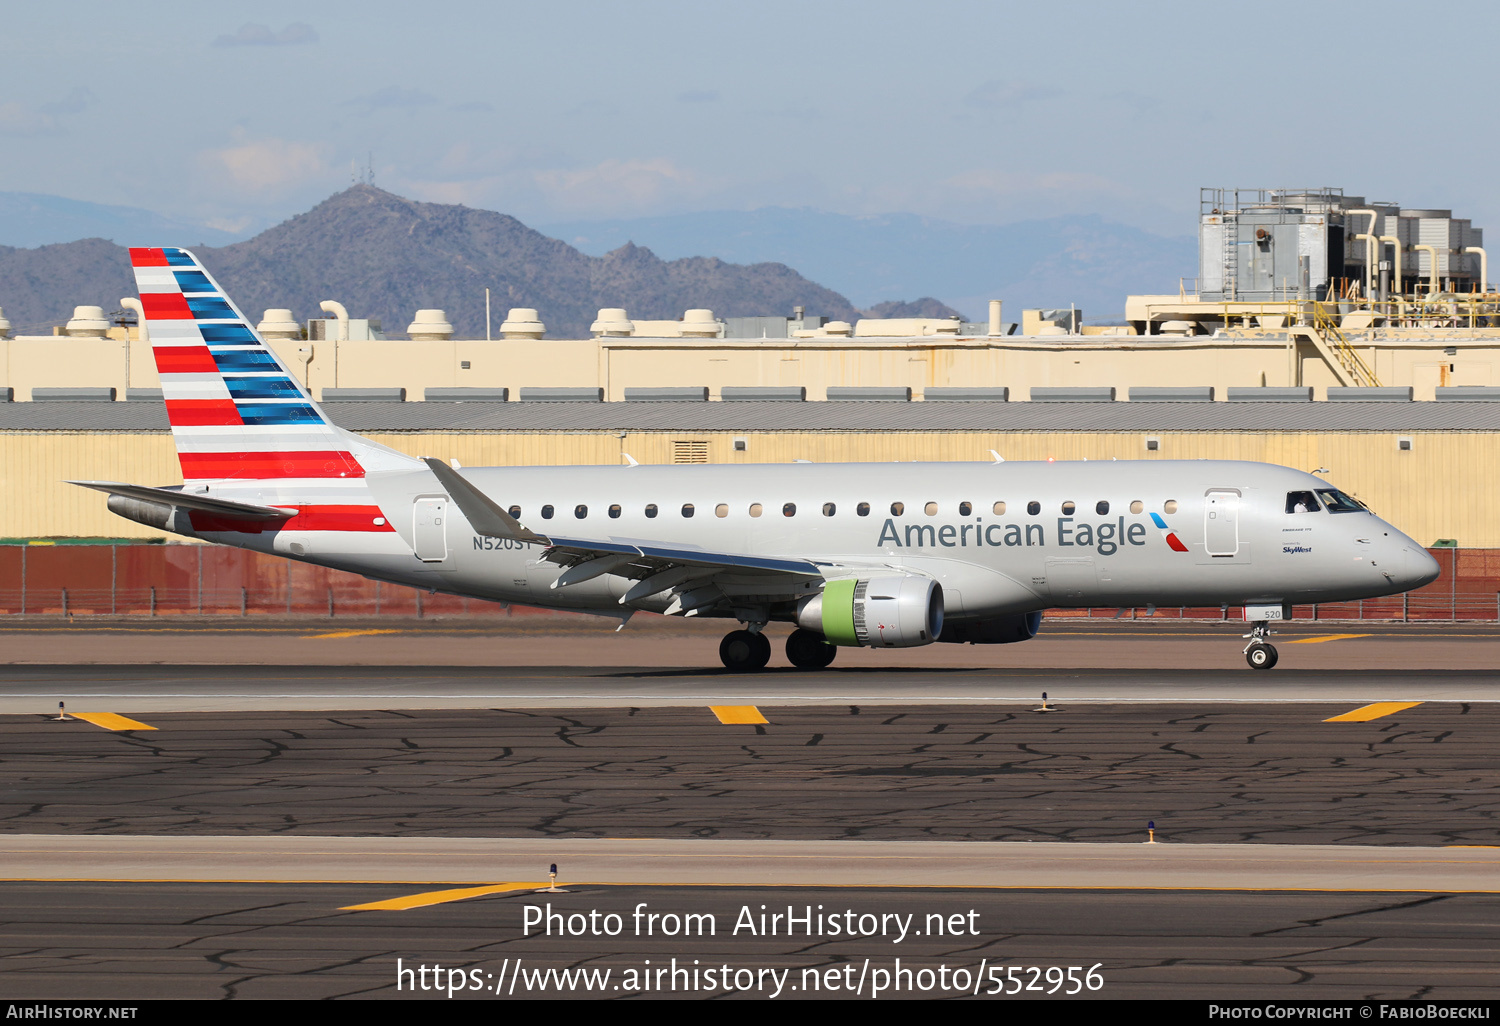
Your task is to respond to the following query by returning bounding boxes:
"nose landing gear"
[1243,621,1279,670]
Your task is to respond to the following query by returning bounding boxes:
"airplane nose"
[1401,545,1441,589]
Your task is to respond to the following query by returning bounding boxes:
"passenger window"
[891,502,905,516]
[1164,500,1178,514]
[715,503,729,518]
[1285,491,1320,514]
[1130,500,1143,514]
[783,503,797,517]
[924,502,938,516]
[1061,501,1075,515]
[574,504,588,518]
[993,501,1006,515]
[508,505,521,518]
[1096,500,1109,515]
[608,504,621,519]
[959,501,972,516]
[857,502,870,517]
[645,504,658,518]
[749,503,763,517]
[1316,489,1365,513]
[1027,500,1040,516]
[541,504,555,519]
[682,503,695,518]
[822,502,836,516]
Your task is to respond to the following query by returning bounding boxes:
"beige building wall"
[3,331,1500,400]
[2,428,1482,547]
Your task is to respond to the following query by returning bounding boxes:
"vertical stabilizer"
[129,247,415,482]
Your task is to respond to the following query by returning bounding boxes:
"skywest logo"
[877,516,1150,556]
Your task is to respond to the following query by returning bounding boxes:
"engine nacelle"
[797,575,943,648]
[938,611,1043,645]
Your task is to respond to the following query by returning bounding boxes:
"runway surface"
[6,835,1500,890]
[3,702,1496,845]
[3,881,1496,1000]
[2,621,1496,1000]
[0,618,1497,672]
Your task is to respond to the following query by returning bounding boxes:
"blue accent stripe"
[162,249,196,267]
[212,350,280,372]
[236,403,324,425]
[1150,512,1167,529]
[173,270,215,292]
[186,296,236,320]
[225,376,303,400]
[199,324,258,344]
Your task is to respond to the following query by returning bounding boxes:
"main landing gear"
[719,629,771,671]
[1243,621,1279,670]
[717,627,840,671]
[785,628,837,669]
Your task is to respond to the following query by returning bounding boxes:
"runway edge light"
[1147,820,1156,844]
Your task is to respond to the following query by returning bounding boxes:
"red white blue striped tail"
[129,246,415,484]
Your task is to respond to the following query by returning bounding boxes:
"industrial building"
[2,185,1498,561]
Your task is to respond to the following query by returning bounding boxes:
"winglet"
[421,458,548,544]
[989,450,1005,463]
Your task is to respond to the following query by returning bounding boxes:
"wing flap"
[543,535,820,577]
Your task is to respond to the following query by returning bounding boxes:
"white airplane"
[73,248,1440,671]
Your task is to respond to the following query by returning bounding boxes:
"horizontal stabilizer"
[67,481,294,520]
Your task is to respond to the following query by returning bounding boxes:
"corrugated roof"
[4,400,1500,433]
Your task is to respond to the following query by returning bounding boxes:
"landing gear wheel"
[785,628,837,669]
[719,629,771,672]
[1246,642,1279,670]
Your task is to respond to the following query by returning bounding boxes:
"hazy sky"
[6,1,1500,237]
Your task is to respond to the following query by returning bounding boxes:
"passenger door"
[413,497,448,562]
[1204,489,1240,557]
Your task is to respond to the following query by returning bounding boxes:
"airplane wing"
[539,534,824,614]
[421,457,823,614]
[67,481,295,520]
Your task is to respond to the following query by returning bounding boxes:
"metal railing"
[0,544,1489,622]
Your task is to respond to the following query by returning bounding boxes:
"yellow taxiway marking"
[1287,633,1373,645]
[1324,702,1424,723]
[303,629,404,640]
[710,706,769,725]
[341,883,544,911]
[68,712,157,731]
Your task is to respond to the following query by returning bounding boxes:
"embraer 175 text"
[73,248,1441,671]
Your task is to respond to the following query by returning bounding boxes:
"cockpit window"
[1317,488,1366,513]
[1285,490,1320,514]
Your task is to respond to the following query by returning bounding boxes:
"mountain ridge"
[0,186,865,339]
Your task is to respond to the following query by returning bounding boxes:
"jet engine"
[938,611,1043,645]
[797,575,943,648]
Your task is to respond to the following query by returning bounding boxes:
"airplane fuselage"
[193,458,1434,625]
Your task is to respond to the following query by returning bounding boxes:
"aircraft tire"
[786,628,837,669]
[1245,642,1279,670]
[720,630,772,672]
